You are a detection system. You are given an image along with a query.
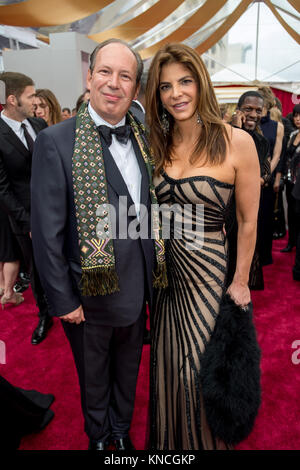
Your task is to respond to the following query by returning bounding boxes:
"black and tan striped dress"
[151,170,234,450]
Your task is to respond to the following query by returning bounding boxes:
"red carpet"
[0,237,299,450]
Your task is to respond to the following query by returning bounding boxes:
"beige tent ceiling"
[0,0,299,59]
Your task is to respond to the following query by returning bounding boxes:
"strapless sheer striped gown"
[151,171,234,450]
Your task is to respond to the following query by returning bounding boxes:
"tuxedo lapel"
[101,139,135,210]
[0,117,30,159]
[130,134,150,209]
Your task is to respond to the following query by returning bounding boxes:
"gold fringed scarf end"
[81,268,120,296]
[153,264,168,289]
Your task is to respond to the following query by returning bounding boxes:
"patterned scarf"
[72,102,167,296]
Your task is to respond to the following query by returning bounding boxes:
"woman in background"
[34,89,62,126]
[257,86,284,260]
[0,210,24,308]
[280,104,300,254]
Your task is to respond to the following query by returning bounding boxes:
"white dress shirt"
[88,103,142,218]
[1,111,37,150]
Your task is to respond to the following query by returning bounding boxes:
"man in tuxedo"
[0,72,52,344]
[227,91,270,288]
[31,39,162,450]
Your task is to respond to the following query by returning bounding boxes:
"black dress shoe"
[14,272,30,294]
[280,244,294,253]
[115,437,135,451]
[89,439,108,450]
[13,280,30,293]
[31,317,53,345]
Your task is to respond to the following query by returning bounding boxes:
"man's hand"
[61,305,85,324]
[231,110,245,128]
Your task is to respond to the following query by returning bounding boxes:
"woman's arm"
[227,129,261,306]
[270,121,284,174]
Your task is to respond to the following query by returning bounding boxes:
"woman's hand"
[227,281,251,308]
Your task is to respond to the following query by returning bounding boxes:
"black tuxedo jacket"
[0,116,47,234]
[31,117,155,326]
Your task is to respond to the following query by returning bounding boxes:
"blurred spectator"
[270,106,282,123]
[280,104,300,253]
[0,210,24,309]
[269,97,287,239]
[34,89,62,126]
[219,103,236,123]
[75,89,90,112]
[61,107,71,120]
[257,85,284,262]
[130,73,146,124]
[0,72,52,344]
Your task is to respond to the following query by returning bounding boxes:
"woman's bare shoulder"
[224,123,254,147]
[223,124,258,170]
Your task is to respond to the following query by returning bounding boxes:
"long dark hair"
[146,43,229,175]
[35,89,62,125]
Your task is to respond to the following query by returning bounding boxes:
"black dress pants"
[15,234,49,319]
[62,307,146,442]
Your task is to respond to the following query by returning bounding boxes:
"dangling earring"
[160,108,170,136]
[197,111,203,125]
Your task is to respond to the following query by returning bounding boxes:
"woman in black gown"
[0,207,24,308]
[257,86,284,265]
[146,43,261,450]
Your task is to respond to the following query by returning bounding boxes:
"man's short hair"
[238,91,264,109]
[89,39,143,85]
[0,72,34,101]
[62,107,71,114]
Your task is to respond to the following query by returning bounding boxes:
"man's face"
[86,43,139,125]
[16,85,36,120]
[61,109,71,120]
[239,96,263,131]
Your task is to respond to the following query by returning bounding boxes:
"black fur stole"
[200,294,261,446]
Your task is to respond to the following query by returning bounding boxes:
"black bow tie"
[98,124,131,147]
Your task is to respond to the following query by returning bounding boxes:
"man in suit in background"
[0,72,52,344]
[129,72,146,125]
[31,39,163,450]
